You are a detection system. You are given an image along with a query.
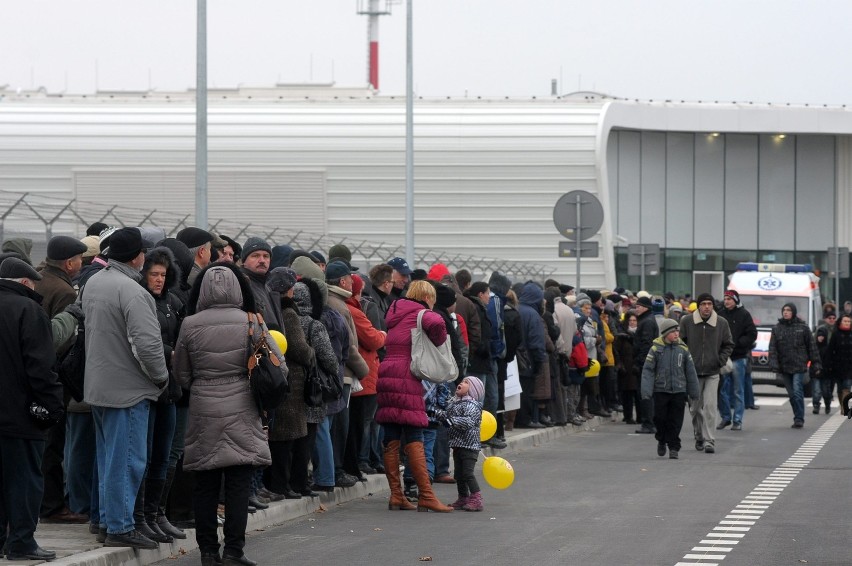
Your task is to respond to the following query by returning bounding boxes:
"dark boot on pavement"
[462,491,484,512]
[157,467,187,540]
[133,480,161,542]
[222,552,257,566]
[383,440,415,510]
[405,441,452,513]
[144,478,174,543]
[201,551,223,566]
[104,529,159,550]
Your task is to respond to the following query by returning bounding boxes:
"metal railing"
[0,190,556,281]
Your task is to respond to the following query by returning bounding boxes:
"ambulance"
[726,263,823,385]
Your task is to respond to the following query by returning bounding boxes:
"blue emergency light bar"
[736,263,813,273]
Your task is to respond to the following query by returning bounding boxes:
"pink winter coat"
[376,298,448,428]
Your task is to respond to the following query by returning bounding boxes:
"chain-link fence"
[0,190,556,281]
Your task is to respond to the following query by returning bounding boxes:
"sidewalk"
[19,416,608,566]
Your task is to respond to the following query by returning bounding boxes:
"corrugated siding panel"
[73,169,326,234]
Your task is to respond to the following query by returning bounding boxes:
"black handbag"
[303,320,342,407]
[246,312,289,413]
[515,347,534,378]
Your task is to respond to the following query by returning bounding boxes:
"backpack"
[57,299,86,403]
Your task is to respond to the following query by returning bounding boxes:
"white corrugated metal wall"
[0,97,612,286]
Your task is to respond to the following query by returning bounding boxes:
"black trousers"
[39,412,66,517]
[291,423,317,492]
[345,395,370,477]
[267,440,295,494]
[0,436,45,554]
[653,392,688,451]
[452,448,480,497]
[194,465,253,557]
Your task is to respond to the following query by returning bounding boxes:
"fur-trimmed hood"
[141,246,182,296]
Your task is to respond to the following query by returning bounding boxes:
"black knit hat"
[635,296,653,309]
[47,235,88,261]
[241,237,272,262]
[86,221,109,237]
[436,284,457,309]
[696,292,715,305]
[108,227,144,262]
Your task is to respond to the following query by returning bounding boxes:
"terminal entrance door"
[693,271,725,300]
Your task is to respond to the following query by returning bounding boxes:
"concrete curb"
[29,416,605,566]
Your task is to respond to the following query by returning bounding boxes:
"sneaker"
[669,450,679,459]
[486,437,507,449]
[731,423,742,431]
[104,529,159,550]
[704,444,715,454]
[716,420,732,430]
[695,439,705,451]
[792,420,804,428]
[657,442,666,457]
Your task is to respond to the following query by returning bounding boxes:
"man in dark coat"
[717,290,758,430]
[0,258,65,561]
[240,237,283,332]
[633,296,659,434]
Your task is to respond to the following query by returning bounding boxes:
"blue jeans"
[145,403,176,481]
[92,401,150,535]
[65,413,96,515]
[781,373,806,423]
[312,415,335,487]
[404,427,436,483]
[718,359,746,425]
[812,377,833,409]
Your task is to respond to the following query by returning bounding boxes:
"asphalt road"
[158,394,852,566]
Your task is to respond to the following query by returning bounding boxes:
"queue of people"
[3,224,852,564]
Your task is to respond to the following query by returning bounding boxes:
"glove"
[63,302,84,321]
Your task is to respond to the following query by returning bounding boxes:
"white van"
[727,263,823,385]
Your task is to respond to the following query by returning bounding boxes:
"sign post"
[627,244,660,291]
[552,190,603,290]
[828,246,849,307]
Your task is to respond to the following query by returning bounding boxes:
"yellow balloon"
[585,359,601,378]
[269,330,288,355]
[482,456,515,490]
[480,410,497,442]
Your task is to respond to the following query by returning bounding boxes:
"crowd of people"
[1,224,851,564]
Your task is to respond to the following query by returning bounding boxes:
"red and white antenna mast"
[357,0,399,92]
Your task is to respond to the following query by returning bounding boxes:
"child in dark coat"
[432,375,484,511]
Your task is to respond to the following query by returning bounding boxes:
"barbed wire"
[0,190,556,280]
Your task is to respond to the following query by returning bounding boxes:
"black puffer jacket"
[718,305,758,361]
[768,306,821,375]
[633,310,658,373]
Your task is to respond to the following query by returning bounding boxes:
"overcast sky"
[1,0,848,104]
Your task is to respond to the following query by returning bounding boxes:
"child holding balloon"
[430,376,485,512]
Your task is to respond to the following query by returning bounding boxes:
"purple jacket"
[376,298,448,428]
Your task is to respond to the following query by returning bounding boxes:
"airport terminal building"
[0,85,849,296]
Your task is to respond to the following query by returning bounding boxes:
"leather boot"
[841,389,851,416]
[404,441,452,513]
[157,467,187,539]
[144,478,173,543]
[383,440,415,510]
[134,481,160,541]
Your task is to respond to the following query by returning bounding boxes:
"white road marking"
[674,414,845,565]
[750,397,789,406]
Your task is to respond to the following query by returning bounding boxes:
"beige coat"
[175,266,273,471]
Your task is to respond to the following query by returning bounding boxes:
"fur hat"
[463,376,484,402]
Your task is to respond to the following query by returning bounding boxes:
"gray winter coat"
[83,260,168,408]
[174,266,274,471]
[641,337,700,400]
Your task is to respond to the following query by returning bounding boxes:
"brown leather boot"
[383,440,415,510]
[404,441,452,513]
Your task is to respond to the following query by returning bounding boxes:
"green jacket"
[641,337,700,400]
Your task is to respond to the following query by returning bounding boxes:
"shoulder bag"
[410,309,458,384]
[247,312,289,412]
[303,319,342,407]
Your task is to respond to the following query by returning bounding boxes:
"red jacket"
[345,295,386,397]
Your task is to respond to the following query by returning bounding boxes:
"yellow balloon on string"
[482,456,515,490]
[269,330,288,355]
[480,410,497,442]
